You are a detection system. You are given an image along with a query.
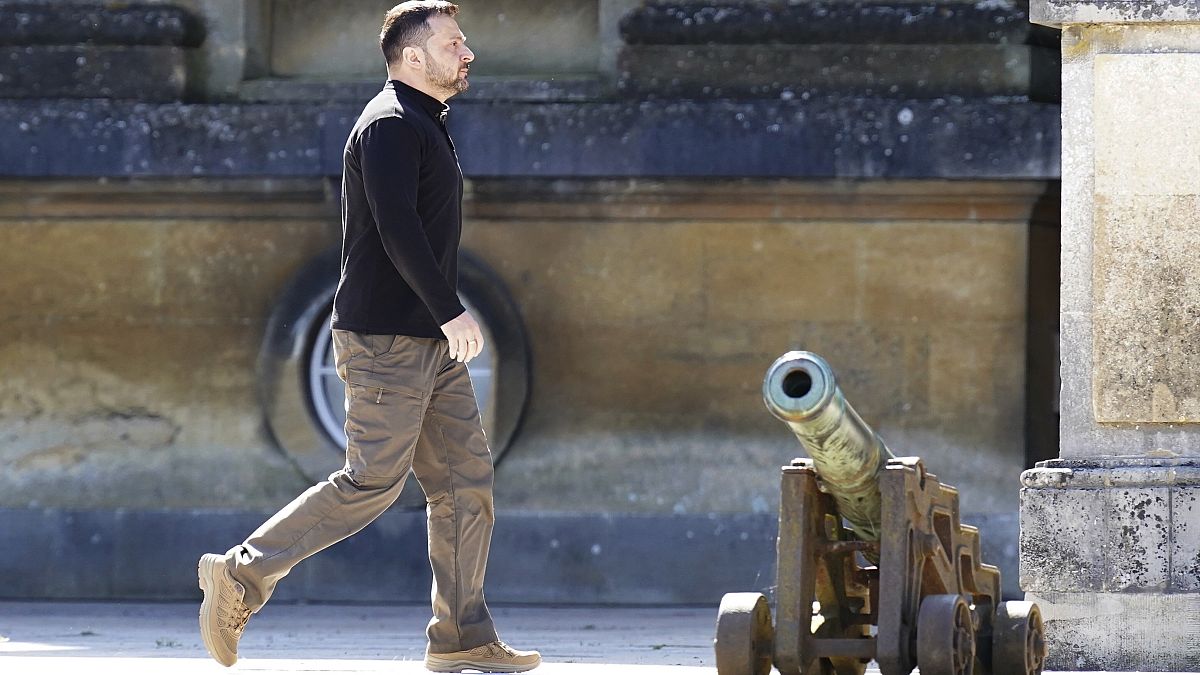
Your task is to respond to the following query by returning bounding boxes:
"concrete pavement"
[0,601,1192,674]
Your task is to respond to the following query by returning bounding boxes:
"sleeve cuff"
[432,299,467,327]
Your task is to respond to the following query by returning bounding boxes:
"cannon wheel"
[917,594,976,675]
[715,592,774,675]
[992,601,1046,675]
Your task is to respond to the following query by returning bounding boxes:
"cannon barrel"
[762,351,892,541]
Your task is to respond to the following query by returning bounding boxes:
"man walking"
[197,3,540,672]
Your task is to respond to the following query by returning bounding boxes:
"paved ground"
[0,601,1192,674]
[1,601,712,674]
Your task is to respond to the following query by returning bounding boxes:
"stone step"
[618,43,1060,100]
[0,97,1062,179]
[0,1,203,47]
[0,45,186,101]
[237,76,611,105]
[620,0,1037,46]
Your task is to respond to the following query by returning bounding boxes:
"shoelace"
[218,595,251,634]
[230,606,251,634]
[469,641,517,657]
[490,641,518,657]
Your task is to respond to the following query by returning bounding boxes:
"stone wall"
[0,179,336,509]
[467,180,1038,521]
[0,178,1040,524]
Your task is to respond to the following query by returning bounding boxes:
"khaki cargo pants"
[228,330,498,653]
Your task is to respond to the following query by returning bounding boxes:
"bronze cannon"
[714,351,1046,675]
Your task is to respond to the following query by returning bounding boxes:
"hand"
[440,311,484,363]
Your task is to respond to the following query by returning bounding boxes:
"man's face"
[422,15,473,97]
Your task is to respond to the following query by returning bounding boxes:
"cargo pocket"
[340,332,430,402]
[343,381,425,486]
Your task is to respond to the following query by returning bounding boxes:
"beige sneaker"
[425,640,541,673]
[197,553,252,667]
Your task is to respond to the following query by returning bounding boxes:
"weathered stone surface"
[1032,0,1200,27]
[701,221,861,324]
[1021,461,1200,593]
[0,507,768,603]
[1106,488,1171,589]
[1093,194,1200,423]
[0,180,335,510]
[237,76,610,104]
[0,204,337,323]
[266,0,600,78]
[0,101,328,176]
[859,221,1027,322]
[456,98,1061,179]
[1026,591,1200,671]
[1172,486,1200,591]
[1020,484,1106,591]
[618,44,1060,100]
[0,322,315,509]
[177,0,249,99]
[0,178,1035,529]
[465,181,1035,522]
[621,1,1035,45]
[0,45,186,101]
[1021,464,1200,666]
[0,507,1018,602]
[0,1,204,47]
[0,98,1062,179]
[1094,54,1200,196]
[1053,24,1200,458]
[1090,53,1200,423]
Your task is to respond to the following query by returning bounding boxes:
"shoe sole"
[424,654,541,673]
[198,554,237,667]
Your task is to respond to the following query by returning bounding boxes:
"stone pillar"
[1021,1,1200,670]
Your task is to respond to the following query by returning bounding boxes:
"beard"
[424,51,469,96]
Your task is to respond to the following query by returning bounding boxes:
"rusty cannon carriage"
[715,351,1046,675]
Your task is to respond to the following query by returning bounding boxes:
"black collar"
[387,80,450,123]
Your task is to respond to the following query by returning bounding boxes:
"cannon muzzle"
[763,351,892,541]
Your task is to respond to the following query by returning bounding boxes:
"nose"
[461,46,474,63]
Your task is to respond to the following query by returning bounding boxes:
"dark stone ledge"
[237,76,612,105]
[0,1,204,47]
[0,45,186,101]
[618,44,1061,101]
[0,101,329,177]
[0,507,1019,603]
[0,508,777,604]
[0,98,1061,180]
[620,1,1034,46]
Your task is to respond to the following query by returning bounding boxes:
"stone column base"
[1020,459,1200,671]
[1026,591,1200,670]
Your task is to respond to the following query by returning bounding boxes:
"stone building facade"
[0,0,1060,603]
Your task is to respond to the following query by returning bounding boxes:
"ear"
[401,45,423,69]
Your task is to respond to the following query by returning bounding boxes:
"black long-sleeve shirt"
[331,80,466,337]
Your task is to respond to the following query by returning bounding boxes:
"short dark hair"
[380,1,459,66]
